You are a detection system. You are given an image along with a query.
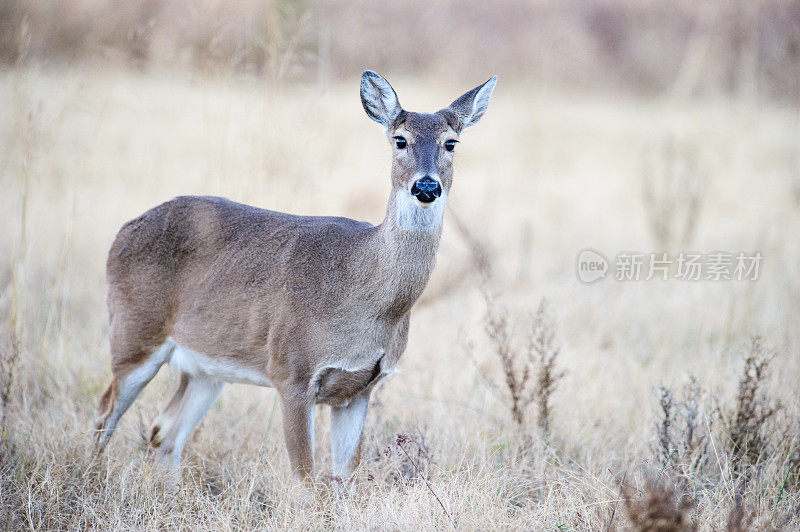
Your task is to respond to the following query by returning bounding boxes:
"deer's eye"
[394,137,407,149]
[444,139,457,152]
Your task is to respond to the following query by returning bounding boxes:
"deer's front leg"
[280,392,315,479]
[330,391,370,479]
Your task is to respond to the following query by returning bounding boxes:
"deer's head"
[361,71,496,230]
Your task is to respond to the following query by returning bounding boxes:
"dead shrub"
[372,432,453,525]
[653,338,791,494]
[381,431,435,488]
[725,337,781,471]
[656,386,675,465]
[620,481,696,532]
[474,293,563,434]
[653,378,713,487]
[0,339,19,443]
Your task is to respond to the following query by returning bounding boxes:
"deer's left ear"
[444,75,497,130]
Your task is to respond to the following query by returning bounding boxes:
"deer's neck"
[372,189,446,317]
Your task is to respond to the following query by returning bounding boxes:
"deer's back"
[108,195,374,286]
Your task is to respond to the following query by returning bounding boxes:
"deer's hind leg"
[95,339,175,450]
[150,372,225,467]
[149,371,190,450]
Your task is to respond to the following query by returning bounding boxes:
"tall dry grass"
[1,56,799,528]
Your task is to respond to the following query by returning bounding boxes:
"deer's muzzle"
[410,176,442,204]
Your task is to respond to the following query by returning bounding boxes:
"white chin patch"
[395,190,447,231]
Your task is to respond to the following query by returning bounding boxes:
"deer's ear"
[445,75,497,129]
[361,71,403,128]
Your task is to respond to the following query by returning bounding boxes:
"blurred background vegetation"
[2,0,800,101]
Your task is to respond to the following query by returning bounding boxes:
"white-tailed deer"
[95,71,496,480]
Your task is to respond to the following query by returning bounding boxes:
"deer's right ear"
[361,71,402,128]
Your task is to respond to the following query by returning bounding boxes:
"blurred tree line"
[1,0,799,102]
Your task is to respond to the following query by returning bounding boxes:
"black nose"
[410,176,442,203]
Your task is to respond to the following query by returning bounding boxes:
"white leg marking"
[164,376,224,466]
[98,339,175,446]
[395,190,447,231]
[330,393,369,478]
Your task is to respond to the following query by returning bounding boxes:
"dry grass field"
[2,37,800,530]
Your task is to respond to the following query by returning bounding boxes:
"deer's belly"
[167,339,273,387]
